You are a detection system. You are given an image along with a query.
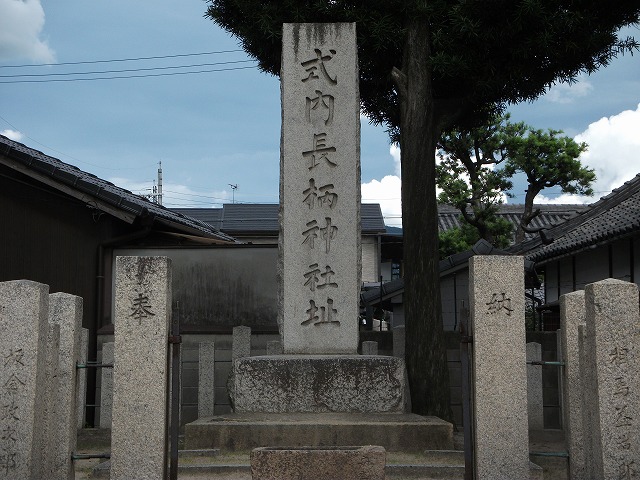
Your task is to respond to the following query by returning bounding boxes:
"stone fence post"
[469,256,529,479]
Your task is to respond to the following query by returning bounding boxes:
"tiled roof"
[174,202,387,235]
[0,134,236,243]
[437,203,586,238]
[510,174,640,263]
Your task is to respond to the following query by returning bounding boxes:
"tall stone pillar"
[559,290,586,480]
[0,280,49,479]
[279,22,361,354]
[583,279,640,479]
[469,256,528,480]
[110,256,172,480]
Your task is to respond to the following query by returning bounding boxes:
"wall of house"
[440,270,469,331]
[544,236,639,303]
[362,236,379,283]
[113,246,279,332]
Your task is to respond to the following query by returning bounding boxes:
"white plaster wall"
[559,256,574,297]
[361,237,379,283]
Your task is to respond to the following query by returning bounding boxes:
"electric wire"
[0,50,245,68]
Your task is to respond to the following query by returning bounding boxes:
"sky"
[1,0,639,228]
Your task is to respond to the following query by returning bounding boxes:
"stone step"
[185,412,454,452]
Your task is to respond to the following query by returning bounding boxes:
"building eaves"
[0,134,236,243]
[515,174,640,264]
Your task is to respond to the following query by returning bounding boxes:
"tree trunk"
[395,18,452,420]
[515,188,537,243]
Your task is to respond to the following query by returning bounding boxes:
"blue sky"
[1,0,639,227]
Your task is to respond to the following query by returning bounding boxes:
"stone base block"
[232,355,406,413]
[184,412,453,452]
[251,445,385,480]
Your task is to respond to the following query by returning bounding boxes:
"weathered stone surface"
[251,445,385,480]
[47,293,82,480]
[560,290,586,480]
[185,412,453,452]
[361,340,378,355]
[99,342,114,428]
[266,340,283,355]
[583,279,640,479]
[40,323,60,479]
[77,327,89,429]
[279,23,361,354]
[526,342,544,430]
[198,342,215,418]
[233,355,405,413]
[469,256,528,480]
[232,325,251,361]
[0,280,49,480]
[111,256,171,480]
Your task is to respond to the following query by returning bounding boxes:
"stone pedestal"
[99,342,114,428]
[232,355,405,413]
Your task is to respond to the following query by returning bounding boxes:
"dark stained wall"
[114,246,278,332]
[0,164,126,332]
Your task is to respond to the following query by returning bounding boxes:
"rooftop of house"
[510,173,640,264]
[0,134,236,243]
[173,203,387,236]
[437,203,587,237]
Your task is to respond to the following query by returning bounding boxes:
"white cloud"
[0,0,55,62]
[361,144,403,227]
[543,76,594,104]
[516,105,640,205]
[1,129,23,141]
[362,175,402,227]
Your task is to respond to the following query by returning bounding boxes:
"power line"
[0,60,255,79]
[0,65,258,84]
[0,50,245,68]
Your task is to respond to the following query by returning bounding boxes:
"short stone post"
[469,256,528,480]
[362,341,378,356]
[40,323,60,479]
[232,325,251,360]
[560,290,586,480]
[77,327,89,429]
[526,342,544,430]
[99,342,114,428]
[0,280,49,479]
[45,293,83,480]
[198,342,215,418]
[392,325,405,358]
[110,256,172,480]
[583,279,640,479]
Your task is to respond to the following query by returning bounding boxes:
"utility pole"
[157,161,163,206]
[229,184,238,203]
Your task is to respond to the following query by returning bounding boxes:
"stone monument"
[110,256,172,480]
[469,256,529,479]
[279,22,360,354]
[185,23,452,453]
[582,279,640,479]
